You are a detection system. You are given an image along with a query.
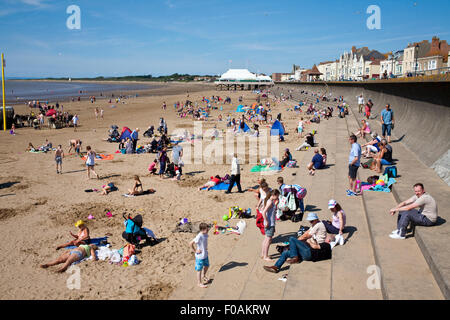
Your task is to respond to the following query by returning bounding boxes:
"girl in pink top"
[323,200,346,235]
[148,159,158,175]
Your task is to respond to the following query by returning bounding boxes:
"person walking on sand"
[225,154,243,194]
[261,189,280,262]
[85,146,99,179]
[55,145,65,174]
[72,114,79,132]
[190,223,210,288]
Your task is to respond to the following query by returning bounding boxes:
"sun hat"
[306,212,319,221]
[328,199,337,209]
[74,220,85,227]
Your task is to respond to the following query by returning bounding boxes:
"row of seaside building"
[272,36,450,81]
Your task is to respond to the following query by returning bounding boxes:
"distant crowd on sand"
[22,88,438,289]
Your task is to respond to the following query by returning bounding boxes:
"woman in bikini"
[41,244,97,273]
[127,175,144,196]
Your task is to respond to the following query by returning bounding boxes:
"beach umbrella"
[45,109,56,116]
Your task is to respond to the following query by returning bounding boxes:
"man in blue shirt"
[307,149,324,175]
[381,104,394,143]
[347,135,361,196]
[131,128,139,153]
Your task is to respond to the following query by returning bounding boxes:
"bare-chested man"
[68,139,82,155]
[55,145,65,174]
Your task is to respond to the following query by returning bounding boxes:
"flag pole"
[1,53,6,131]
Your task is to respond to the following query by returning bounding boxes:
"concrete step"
[282,117,335,299]
[329,109,383,299]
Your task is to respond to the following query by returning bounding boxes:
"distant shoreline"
[4,80,214,105]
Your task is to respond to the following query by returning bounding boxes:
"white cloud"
[20,0,49,6]
[165,0,175,8]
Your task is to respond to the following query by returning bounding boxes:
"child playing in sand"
[68,139,82,155]
[56,220,90,250]
[190,223,210,288]
[55,145,64,174]
[148,159,158,175]
[198,175,221,191]
[26,142,36,152]
[101,182,117,195]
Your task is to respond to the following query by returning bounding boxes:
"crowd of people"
[27,86,441,293]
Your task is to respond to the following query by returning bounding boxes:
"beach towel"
[201,182,236,191]
[367,178,397,192]
[122,189,156,197]
[65,237,109,249]
[250,165,281,173]
[81,154,114,161]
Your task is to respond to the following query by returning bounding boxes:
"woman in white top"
[85,146,99,179]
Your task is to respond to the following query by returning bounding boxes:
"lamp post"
[414,44,419,77]
[1,53,6,131]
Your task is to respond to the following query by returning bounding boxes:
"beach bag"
[297,225,309,237]
[255,210,265,235]
[287,192,297,211]
[222,174,231,184]
[236,220,246,235]
[367,175,379,185]
[384,166,397,178]
[278,195,289,212]
[286,160,297,168]
[123,244,135,259]
[110,250,122,263]
[291,213,303,223]
[128,255,139,266]
[296,187,307,200]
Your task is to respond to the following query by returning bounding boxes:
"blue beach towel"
[201,182,236,190]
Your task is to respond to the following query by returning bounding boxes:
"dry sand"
[0,82,316,299]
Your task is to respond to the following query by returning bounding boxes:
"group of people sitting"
[263,199,346,273]
[361,133,393,173]
[26,139,53,153]
[40,212,159,272]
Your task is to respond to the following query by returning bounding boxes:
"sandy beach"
[0,82,316,299]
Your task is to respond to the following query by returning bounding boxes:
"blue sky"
[0,0,449,77]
